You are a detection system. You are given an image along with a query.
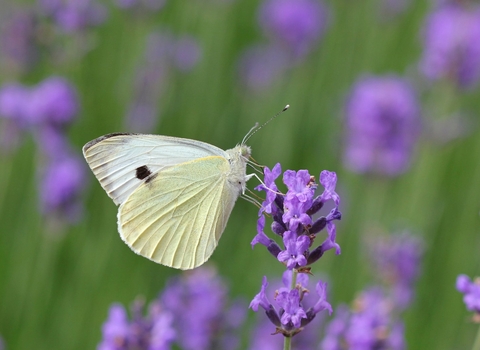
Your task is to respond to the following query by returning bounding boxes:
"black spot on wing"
[145,173,158,184]
[136,165,152,180]
[83,132,139,152]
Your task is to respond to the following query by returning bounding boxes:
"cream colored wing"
[83,133,228,206]
[117,155,240,270]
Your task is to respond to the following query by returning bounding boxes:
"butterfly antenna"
[242,104,290,145]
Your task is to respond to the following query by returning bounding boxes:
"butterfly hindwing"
[117,156,239,270]
[82,133,227,206]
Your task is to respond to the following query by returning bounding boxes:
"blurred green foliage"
[1,0,480,349]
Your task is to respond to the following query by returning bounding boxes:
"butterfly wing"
[82,133,227,206]
[117,156,240,270]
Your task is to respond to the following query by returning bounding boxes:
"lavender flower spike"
[251,164,342,340]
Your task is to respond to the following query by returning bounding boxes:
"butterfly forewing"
[82,134,227,206]
[117,156,239,270]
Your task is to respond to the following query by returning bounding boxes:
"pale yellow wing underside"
[117,155,239,270]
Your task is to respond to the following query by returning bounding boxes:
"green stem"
[283,269,298,350]
[283,336,292,350]
[472,323,480,350]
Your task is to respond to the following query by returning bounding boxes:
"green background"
[1,0,480,349]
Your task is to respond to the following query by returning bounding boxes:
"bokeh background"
[1,0,480,349]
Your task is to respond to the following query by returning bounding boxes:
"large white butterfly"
[82,133,253,270]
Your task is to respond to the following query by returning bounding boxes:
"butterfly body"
[83,133,251,270]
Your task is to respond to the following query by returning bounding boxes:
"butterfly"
[83,133,253,270]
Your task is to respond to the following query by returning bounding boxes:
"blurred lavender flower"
[0,9,40,72]
[0,83,31,124]
[369,232,424,310]
[258,0,328,58]
[39,151,86,222]
[250,164,340,339]
[0,77,79,127]
[237,44,289,92]
[161,266,246,350]
[343,75,421,176]
[125,30,201,132]
[98,300,175,350]
[38,0,107,32]
[170,35,202,72]
[27,76,79,126]
[320,288,405,350]
[0,77,86,224]
[456,274,480,322]
[419,3,480,88]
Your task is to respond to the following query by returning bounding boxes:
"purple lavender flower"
[0,78,85,223]
[456,274,480,321]
[170,35,202,72]
[277,231,310,268]
[98,304,130,350]
[369,232,424,310]
[26,77,79,126]
[320,305,350,350]
[258,0,328,58]
[161,266,245,350]
[251,165,339,338]
[344,75,421,176]
[250,271,331,341]
[253,164,342,268]
[39,153,86,222]
[1,77,79,127]
[38,0,107,32]
[0,83,31,124]
[98,300,175,350]
[249,274,327,350]
[237,44,289,91]
[277,288,307,328]
[321,288,405,350]
[419,4,480,88]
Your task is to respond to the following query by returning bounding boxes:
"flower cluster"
[250,164,341,337]
[419,3,480,88]
[0,77,86,224]
[456,274,480,322]
[125,30,202,132]
[343,75,421,176]
[98,267,246,350]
